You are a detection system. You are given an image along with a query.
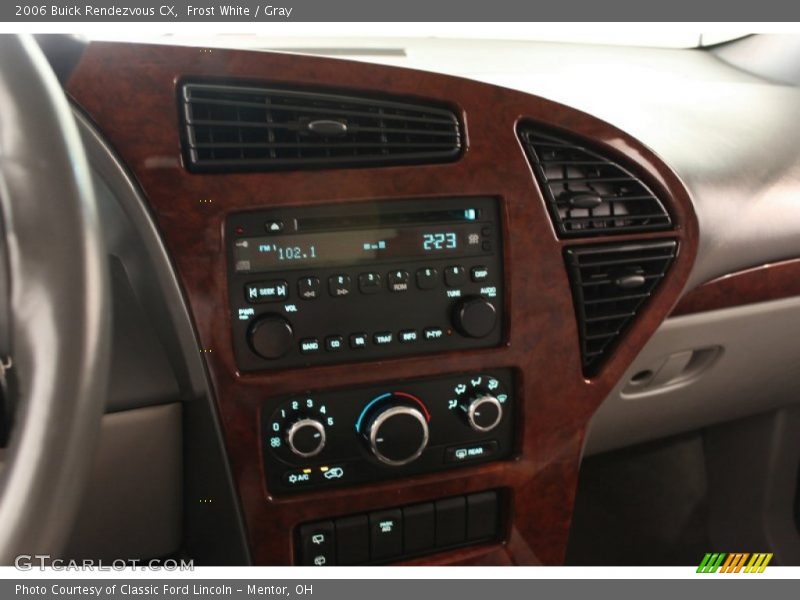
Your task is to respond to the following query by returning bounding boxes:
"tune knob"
[452,296,497,338]
[248,314,294,359]
[462,394,503,433]
[286,418,326,458]
[360,395,430,467]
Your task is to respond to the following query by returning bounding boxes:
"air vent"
[518,126,672,237]
[180,82,462,172]
[565,241,678,374]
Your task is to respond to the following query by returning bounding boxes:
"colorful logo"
[697,553,773,573]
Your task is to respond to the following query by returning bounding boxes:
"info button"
[445,441,498,464]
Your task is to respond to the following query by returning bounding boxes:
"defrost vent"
[180,82,462,172]
[565,241,678,374]
[518,126,672,237]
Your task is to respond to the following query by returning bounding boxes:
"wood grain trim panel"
[66,41,698,566]
[671,258,800,317]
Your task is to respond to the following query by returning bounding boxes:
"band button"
[398,330,418,343]
[300,338,321,354]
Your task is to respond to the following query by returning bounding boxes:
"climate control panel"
[262,370,515,494]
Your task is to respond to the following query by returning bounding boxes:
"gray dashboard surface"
[258,36,800,292]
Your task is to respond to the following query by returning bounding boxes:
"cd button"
[398,329,418,343]
[470,266,489,282]
[387,270,410,292]
[424,327,444,341]
[358,272,382,294]
[297,276,321,300]
[325,335,344,352]
[245,280,289,303]
[328,274,352,298]
[300,338,321,354]
[373,332,393,346]
[350,333,368,349]
[416,267,439,290]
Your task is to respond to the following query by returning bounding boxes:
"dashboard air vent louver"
[565,240,678,374]
[180,82,462,172]
[518,126,672,237]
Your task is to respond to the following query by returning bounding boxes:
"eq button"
[388,270,410,292]
[350,333,368,349]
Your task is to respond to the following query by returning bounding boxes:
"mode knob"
[248,314,294,359]
[452,296,497,338]
[462,394,503,433]
[286,418,326,458]
[360,396,430,467]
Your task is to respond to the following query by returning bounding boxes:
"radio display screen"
[232,223,486,272]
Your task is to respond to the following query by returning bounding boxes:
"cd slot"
[296,208,482,232]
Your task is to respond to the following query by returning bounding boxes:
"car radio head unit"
[227,197,504,371]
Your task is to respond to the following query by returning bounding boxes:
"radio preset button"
[329,274,352,298]
[245,280,289,303]
[424,327,444,341]
[298,276,321,300]
[444,266,467,287]
[325,336,344,352]
[350,333,368,349]
[470,266,489,282]
[388,270,410,292]
[398,330,418,343]
[415,268,439,290]
[358,272,382,294]
[300,338,321,354]
[373,332,393,346]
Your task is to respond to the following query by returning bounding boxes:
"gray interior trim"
[585,297,800,456]
[74,110,251,565]
[63,403,183,561]
[0,35,111,563]
[712,34,800,86]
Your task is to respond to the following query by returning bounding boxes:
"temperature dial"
[357,392,431,467]
[286,418,326,458]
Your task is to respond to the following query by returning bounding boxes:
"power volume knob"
[286,418,326,458]
[462,394,503,433]
[452,296,497,338]
[248,314,294,359]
